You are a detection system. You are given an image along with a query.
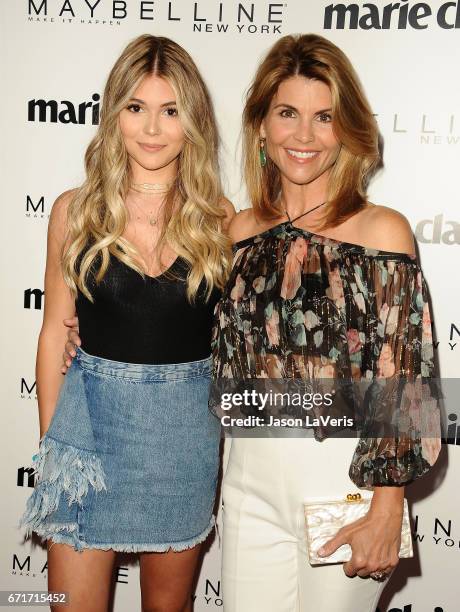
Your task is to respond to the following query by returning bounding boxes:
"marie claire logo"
[27,1,286,33]
[442,411,460,445]
[376,606,445,612]
[324,1,460,29]
[24,289,44,310]
[415,214,460,245]
[28,94,100,125]
[18,466,36,488]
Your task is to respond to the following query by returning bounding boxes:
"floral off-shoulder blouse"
[210,219,442,489]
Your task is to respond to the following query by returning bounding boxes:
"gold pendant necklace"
[130,198,166,226]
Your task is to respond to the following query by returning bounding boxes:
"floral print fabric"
[210,221,441,488]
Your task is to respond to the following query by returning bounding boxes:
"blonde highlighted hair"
[242,33,380,229]
[62,34,232,303]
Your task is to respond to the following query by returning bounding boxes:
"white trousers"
[222,433,390,612]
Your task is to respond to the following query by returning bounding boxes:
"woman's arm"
[227,207,260,244]
[319,206,430,578]
[37,189,77,439]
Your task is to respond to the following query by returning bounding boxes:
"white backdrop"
[2,1,459,610]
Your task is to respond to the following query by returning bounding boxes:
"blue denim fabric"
[19,347,220,553]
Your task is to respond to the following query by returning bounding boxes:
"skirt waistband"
[75,347,213,382]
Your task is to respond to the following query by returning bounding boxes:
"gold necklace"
[130,182,172,194]
[130,198,166,226]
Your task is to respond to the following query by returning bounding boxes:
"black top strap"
[288,201,327,223]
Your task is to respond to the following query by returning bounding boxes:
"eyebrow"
[272,103,332,114]
[128,98,177,107]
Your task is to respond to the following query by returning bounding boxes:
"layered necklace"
[128,182,172,226]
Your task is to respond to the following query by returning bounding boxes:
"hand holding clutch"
[304,493,413,566]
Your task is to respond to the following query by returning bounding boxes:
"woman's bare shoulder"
[50,188,78,219]
[48,188,78,241]
[362,203,416,256]
[227,208,262,244]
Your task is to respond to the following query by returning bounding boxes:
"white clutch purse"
[304,493,413,565]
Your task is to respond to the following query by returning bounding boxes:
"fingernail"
[318,547,326,556]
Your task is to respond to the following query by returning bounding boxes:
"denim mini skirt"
[19,347,221,553]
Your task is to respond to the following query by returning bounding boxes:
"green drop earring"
[259,139,267,167]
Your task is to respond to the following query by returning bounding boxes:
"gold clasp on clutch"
[346,493,362,502]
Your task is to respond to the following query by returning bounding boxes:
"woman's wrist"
[368,486,405,517]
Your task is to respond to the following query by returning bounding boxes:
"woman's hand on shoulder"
[364,204,416,257]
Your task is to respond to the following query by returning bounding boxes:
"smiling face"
[118,73,185,181]
[260,76,341,190]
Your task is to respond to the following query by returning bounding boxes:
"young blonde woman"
[211,34,441,610]
[19,35,234,612]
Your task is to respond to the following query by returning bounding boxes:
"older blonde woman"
[212,33,441,611]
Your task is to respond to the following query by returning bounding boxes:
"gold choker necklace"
[130,182,172,194]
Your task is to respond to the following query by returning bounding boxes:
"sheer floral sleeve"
[347,258,442,488]
[210,221,442,489]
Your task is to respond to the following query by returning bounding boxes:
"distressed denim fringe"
[19,434,216,554]
[19,434,107,545]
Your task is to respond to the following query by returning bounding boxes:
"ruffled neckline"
[232,220,418,264]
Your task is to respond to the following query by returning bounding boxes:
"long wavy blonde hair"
[242,33,380,229]
[62,34,232,303]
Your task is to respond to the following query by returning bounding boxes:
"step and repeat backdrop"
[1,1,459,610]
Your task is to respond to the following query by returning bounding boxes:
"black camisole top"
[75,250,222,365]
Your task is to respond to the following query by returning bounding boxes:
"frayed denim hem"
[19,432,216,554]
[32,515,216,554]
[33,523,82,551]
[18,434,107,541]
